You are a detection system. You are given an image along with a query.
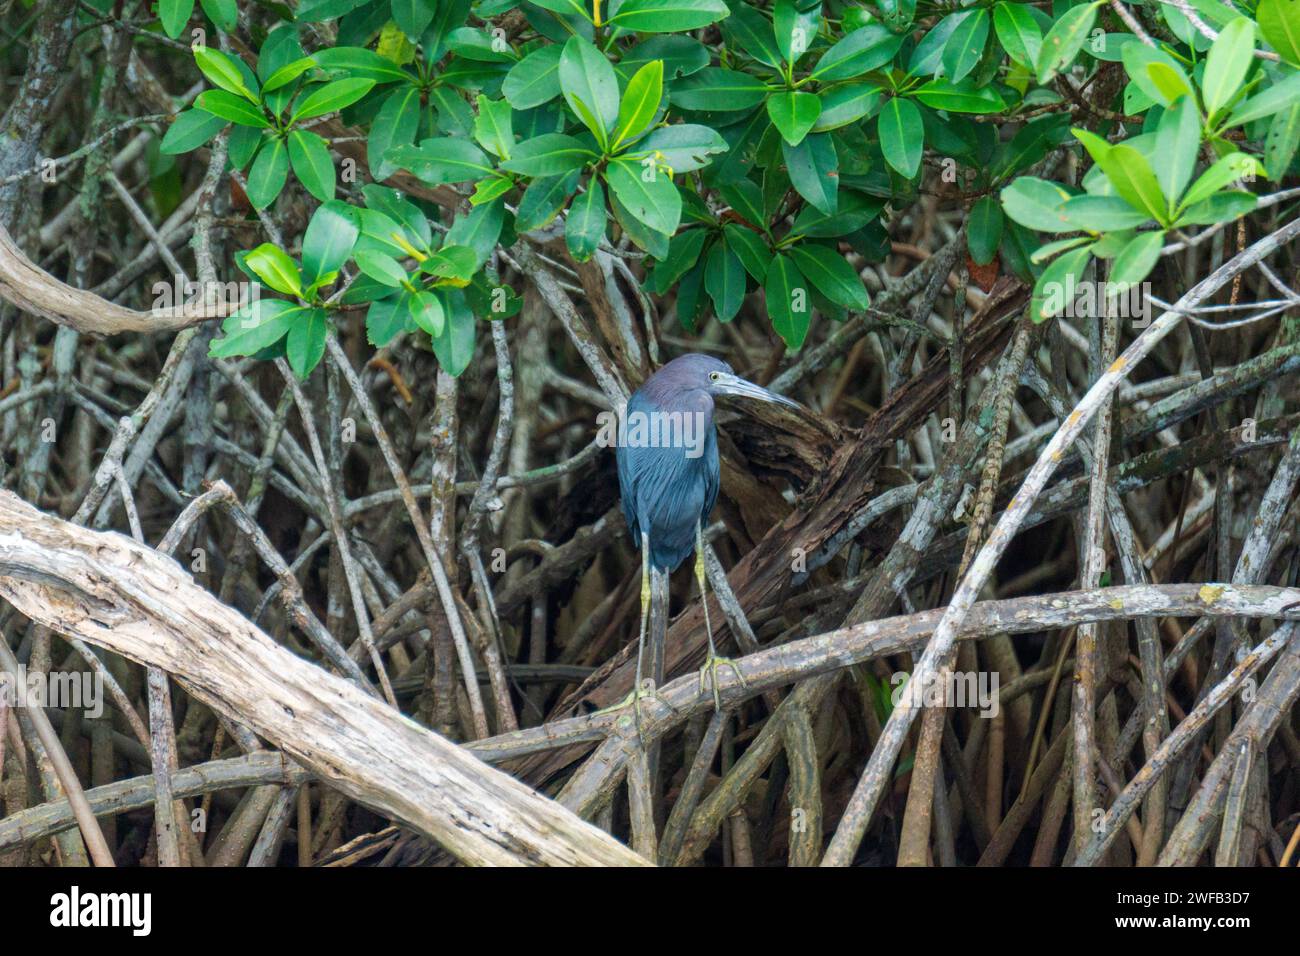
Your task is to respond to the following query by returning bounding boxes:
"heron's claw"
[592,680,676,739]
[697,654,745,712]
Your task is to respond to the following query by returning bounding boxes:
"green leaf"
[1154,96,1200,209]
[244,244,302,298]
[609,0,729,33]
[1107,230,1164,293]
[767,91,822,146]
[774,0,820,65]
[209,300,300,358]
[942,9,989,83]
[292,78,376,123]
[355,251,410,287]
[705,239,746,322]
[1178,152,1261,209]
[1258,0,1300,67]
[789,244,870,309]
[160,109,227,154]
[911,79,1005,113]
[365,294,410,346]
[634,124,728,172]
[1031,247,1092,322]
[195,90,269,128]
[615,61,664,149]
[993,2,1042,67]
[1203,17,1257,114]
[194,47,258,101]
[515,171,581,232]
[560,36,619,146]
[245,138,289,210]
[368,86,422,180]
[262,57,317,93]
[606,157,681,236]
[286,309,328,379]
[474,96,515,160]
[1060,194,1153,231]
[302,201,359,287]
[445,199,506,266]
[646,228,708,294]
[388,138,494,184]
[409,290,446,337]
[1036,1,1100,84]
[431,292,477,376]
[160,0,195,39]
[503,45,563,109]
[1225,70,1300,126]
[500,133,597,176]
[1175,190,1257,225]
[812,83,882,132]
[765,254,811,349]
[1122,42,1195,106]
[1265,102,1300,179]
[312,47,413,83]
[288,129,336,201]
[790,192,884,237]
[878,96,923,178]
[783,133,839,215]
[968,196,1003,265]
[1001,176,1074,232]
[566,179,607,262]
[393,0,438,38]
[810,24,904,81]
[420,243,480,282]
[671,69,767,111]
[1096,145,1168,225]
[723,4,783,69]
[723,224,772,282]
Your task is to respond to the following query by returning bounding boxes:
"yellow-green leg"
[695,521,746,711]
[595,537,671,737]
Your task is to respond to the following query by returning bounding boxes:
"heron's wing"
[616,439,639,544]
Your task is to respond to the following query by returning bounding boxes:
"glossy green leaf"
[878,96,923,178]
[1001,176,1074,232]
[765,254,811,348]
[388,138,495,184]
[160,0,195,38]
[671,69,768,111]
[286,309,328,379]
[615,61,664,148]
[292,78,376,123]
[160,109,227,154]
[560,36,619,145]
[606,157,682,236]
[609,0,730,33]
[723,224,772,282]
[767,91,822,146]
[196,90,269,128]
[209,300,300,358]
[912,79,1005,113]
[288,129,336,201]
[431,292,477,376]
[634,124,728,172]
[302,201,359,286]
[515,171,581,232]
[1265,102,1300,179]
[500,133,597,175]
[968,196,1003,265]
[789,244,870,309]
[474,96,515,160]
[1036,1,1100,84]
[994,2,1042,66]
[705,239,747,322]
[812,83,883,132]
[810,24,904,81]
[503,45,563,109]
[245,138,289,210]
[645,228,709,294]
[1258,0,1300,67]
[1031,246,1092,322]
[244,243,303,297]
[194,47,258,101]
[1154,96,1200,209]
[1096,145,1168,224]
[1225,70,1300,126]
[409,290,446,338]
[783,133,839,215]
[942,9,989,83]
[566,180,606,262]
[355,250,410,287]
[1107,230,1164,293]
[1202,18,1257,114]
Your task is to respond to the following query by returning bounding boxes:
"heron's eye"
[709,372,720,382]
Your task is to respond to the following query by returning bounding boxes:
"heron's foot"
[697,654,746,712]
[592,680,676,738]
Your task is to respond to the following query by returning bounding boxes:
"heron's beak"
[713,373,800,409]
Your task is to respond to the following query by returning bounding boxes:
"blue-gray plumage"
[611,353,798,720]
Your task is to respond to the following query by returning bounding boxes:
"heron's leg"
[694,521,746,711]
[594,537,674,735]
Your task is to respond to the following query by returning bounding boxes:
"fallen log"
[0,490,646,867]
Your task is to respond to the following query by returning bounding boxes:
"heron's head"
[651,354,799,409]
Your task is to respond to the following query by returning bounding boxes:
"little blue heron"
[611,353,798,727]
